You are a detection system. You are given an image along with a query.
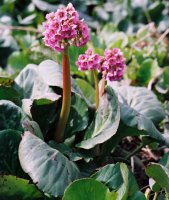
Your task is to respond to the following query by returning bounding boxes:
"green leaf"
[113,85,165,124]
[148,1,165,22]
[22,120,44,140]
[48,141,92,162]
[159,152,169,168]
[0,100,26,131]
[107,32,129,48]
[32,0,59,12]
[0,175,42,200]
[15,63,53,99]
[112,85,167,140]
[149,153,169,192]
[76,86,120,149]
[38,59,62,87]
[37,59,83,94]
[146,163,169,192]
[65,93,89,137]
[100,26,128,48]
[92,163,139,199]
[103,85,168,154]
[155,67,169,94]
[128,191,146,200]
[100,23,117,42]
[63,178,118,200]
[0,86,20,102]
[8,51,30,72]
[0,76,14,86]
[30,97,59,135]
[76,78,95,104]
[0,129,22,175]
[137,59,159,86]
[163,67,169,87]
[19,132,80,197]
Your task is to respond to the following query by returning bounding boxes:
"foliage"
[0,0,169,200]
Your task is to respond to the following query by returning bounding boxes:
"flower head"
[43,3,90,52]
[76,47,126,81]
[76,48,102,71]
[101,48,126,81]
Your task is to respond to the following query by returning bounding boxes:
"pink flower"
[101,48,126,81]
[76,48,102,71]
[76,48,126,81]
[42,3,90,52]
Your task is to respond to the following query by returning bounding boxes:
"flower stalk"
[100,78,106,96]
[55,48,71,142]
[93,70,99,110]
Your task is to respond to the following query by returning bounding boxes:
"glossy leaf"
[146,163,169,192]
[15,64,53,99]
[63,178,117,200]
[111,85,168,144]
[149,153,169,192]
[0,100,26,131]
[76,78,95,104]
[0,129,22,175]
[92,163,139,199]
[128,192,146,200]
[137,59,159,86]
[30,97,59,135]
[19,132,80,197]
[48,141,92,162]
[65,93,89,137]
[0,86,20,101]
[76,86,120,149]
[0,175,42,200]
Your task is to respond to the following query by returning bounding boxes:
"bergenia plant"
[43,3,90,142]
[2,2,168,200]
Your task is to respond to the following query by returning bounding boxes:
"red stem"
[55,48,71,142]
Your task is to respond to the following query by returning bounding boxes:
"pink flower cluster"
[76,48,126,81]
[76,48,102,71]
[101,48,126,81]
[43,3,90,52]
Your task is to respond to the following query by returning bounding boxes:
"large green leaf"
[19,132,80,197]
[8,51,30,72]
[102,85,168,154]
[0,129,22,175]
[146,163,169,193]
[76,78,95,104]
[30,97,60,135]
[37,59,62,88]
[15,60,85,106]
[65,93,89,137]
[136,59,159,86]
[112,85,165,124]
[0,100,26,131]
[22,119,44,140]
[37,59,82,94]
[63,178,117,200]
[0,175,42,200]
[92,163,139,200]
[128,192,146,200]
[48,141,92,162]
[15,64,53,99]
[115,85,166,139]
[148,153,169,192]
[156,67,169,93]
[0,86,20,102]
[76,86,120,149]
